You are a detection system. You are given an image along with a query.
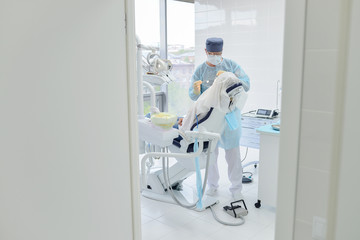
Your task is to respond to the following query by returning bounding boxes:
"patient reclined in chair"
[141,72,247,209]
[175,71,247,152]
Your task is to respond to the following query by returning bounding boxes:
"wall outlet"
[312,216,327,240]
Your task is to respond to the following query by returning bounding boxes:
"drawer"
[241,128,260,149]
[241,117,279,128]
[240,116,279,149]
[241,128,259,138]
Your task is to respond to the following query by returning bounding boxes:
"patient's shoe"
[206,187,218,196]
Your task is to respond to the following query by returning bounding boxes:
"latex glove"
[193,80,202,95]
[178,117,183,126]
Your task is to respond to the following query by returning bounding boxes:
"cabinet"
[240,113,279,149]
[240,113,280,208]
[255,125,280,208]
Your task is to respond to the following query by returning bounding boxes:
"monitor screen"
[257,109,270,115]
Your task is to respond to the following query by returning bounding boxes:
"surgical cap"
[206,38,223,52]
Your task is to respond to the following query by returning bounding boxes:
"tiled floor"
[140,147,276,240]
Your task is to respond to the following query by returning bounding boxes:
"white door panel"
[0,1,134,239]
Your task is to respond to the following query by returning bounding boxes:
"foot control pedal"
[242,176,252,183]
[223,200,248,218]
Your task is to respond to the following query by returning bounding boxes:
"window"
[166,0,195,116]
[135,0,195,116]
[135,0,163,114]
[135,0,160,48]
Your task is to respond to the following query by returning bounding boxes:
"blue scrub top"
[188,58,250,149]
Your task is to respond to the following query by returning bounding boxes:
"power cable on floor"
[241,147,248,162]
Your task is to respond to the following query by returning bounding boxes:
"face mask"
[207,55,222,65]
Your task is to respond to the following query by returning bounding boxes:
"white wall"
[0,1,135,240]
[194,0,285,112]
[277,0,358,239]
[292,0,343,238]
[291,0,360,239]
[334,1,360,239]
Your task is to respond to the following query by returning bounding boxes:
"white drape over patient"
[180,72,247,133]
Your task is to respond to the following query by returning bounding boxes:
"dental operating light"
[136,36,175,117]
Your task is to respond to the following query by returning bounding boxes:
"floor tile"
[141,214,153,225]
[156,207,198,228]
[222,219,270,239]
[141,220,176,240]
[179,217,223,237]
[209,227,252,240]
[250,225,275,240]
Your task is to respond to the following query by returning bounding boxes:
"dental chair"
[139,72,247,211]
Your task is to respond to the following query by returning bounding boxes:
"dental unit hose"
[162,140,211,209]
[161,142,246,226]
[207,205,245,226]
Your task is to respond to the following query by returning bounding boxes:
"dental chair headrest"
[226,82,242,94]
[226,82,245,111]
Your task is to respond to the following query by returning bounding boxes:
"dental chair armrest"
[177,130,191,143]
[184,130,220,142]
[183,130,220,153]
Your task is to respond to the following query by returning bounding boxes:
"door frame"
[125,0,142,240]
[274,0,307,239]
[125,0,307,239]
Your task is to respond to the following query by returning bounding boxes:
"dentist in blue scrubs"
[189,37,250,200]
